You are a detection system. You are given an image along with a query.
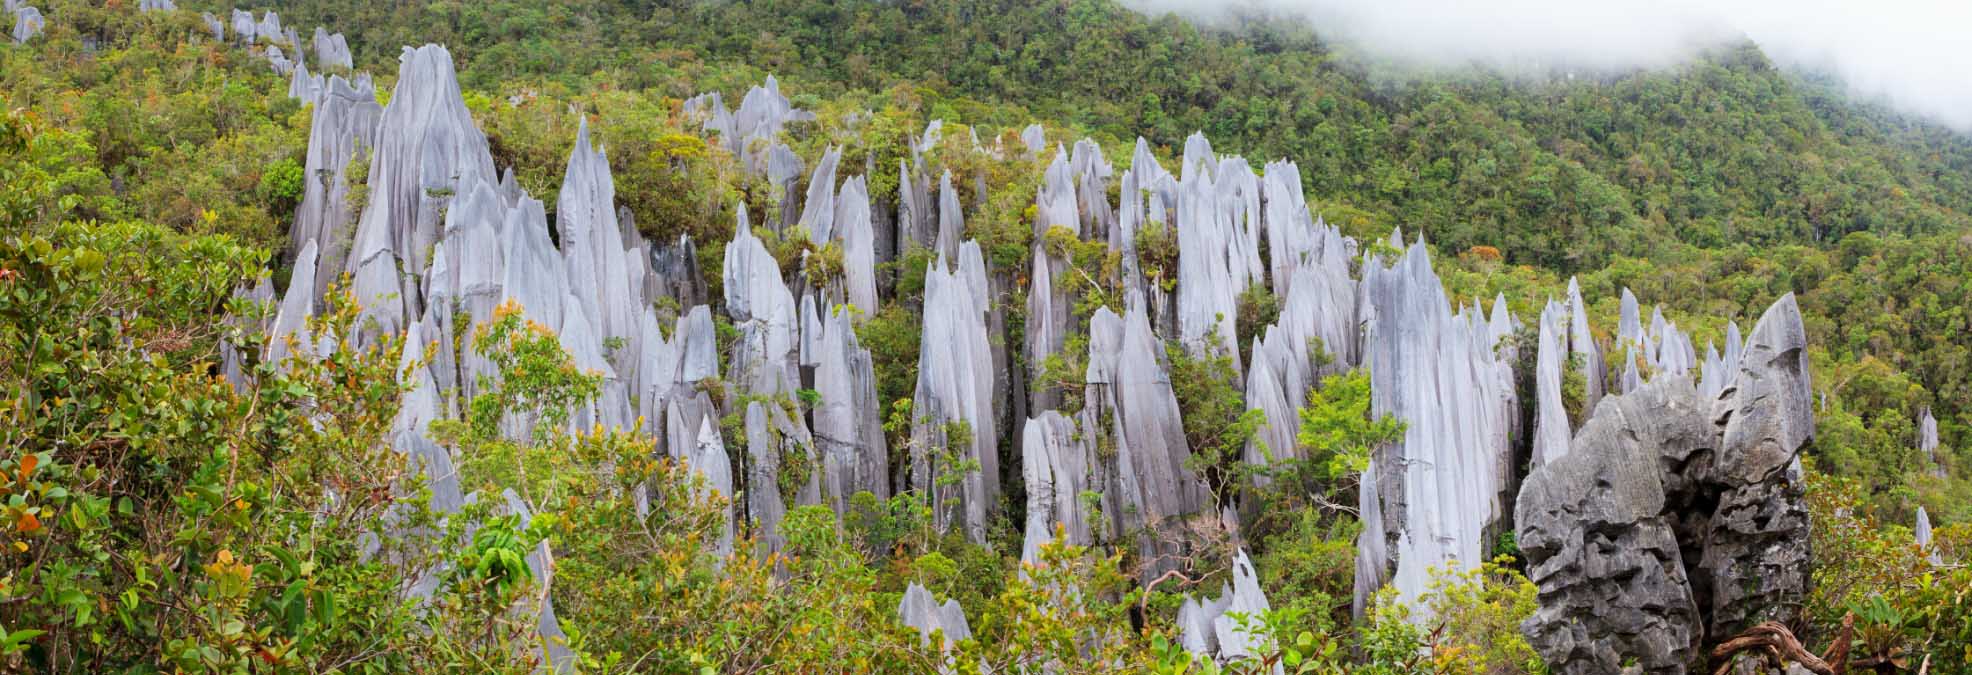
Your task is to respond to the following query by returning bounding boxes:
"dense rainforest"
[0,0,1967,672]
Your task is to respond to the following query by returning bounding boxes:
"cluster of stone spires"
[46,5,1859,668]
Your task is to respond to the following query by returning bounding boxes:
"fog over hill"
[1126,0,1972,132]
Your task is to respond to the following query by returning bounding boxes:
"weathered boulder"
[1700,293,1814,636]
[1517,380,1710,674]
[1519,294,1818,670]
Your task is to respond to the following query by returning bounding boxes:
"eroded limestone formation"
[1354,239,1519,615]
[1518,294,1817,673]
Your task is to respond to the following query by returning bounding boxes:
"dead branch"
[1709,613,1854,675]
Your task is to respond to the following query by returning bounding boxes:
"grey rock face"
[1083,300,1209,578]
[1566,278,1606,414]
[1518,380,1710,674]
[1701,293,1813,636]
[1241,334,1298,487]
[201,12,224,40]
[1070,138,1115,240]
[345,44,497,346]
[1916,506,1940,565]
[934,170,964,261]
[220,274,276,391]
[266,240,325,366]
[1019,411,1097,563]
[1178,551,1277,666]
[812,304,889,514]
[680,402,735,559]
[911,244,1000,543]
[138,0,174,12]
[1172,139,1265,370]
[833,174,878,312]
[1533,299,1572,466]
[1354,240,1518,615]
[723,205,801,397]
[744,398,817,556]
[1519,294,1818,669]
[796,146,840,240]
[500,490,575,673]
[1919,407,1946,478]
[312,27,352,70]
[290,75,381,303]
[899,582,973,650]
[10,3,40,44]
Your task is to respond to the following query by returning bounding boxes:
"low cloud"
[1125,0,1972,131]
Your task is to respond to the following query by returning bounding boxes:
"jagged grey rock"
[1916,506,1940,565]
[1082,299,1209,578]
[1070,138,1114,240]
[220,274,275,391]
[345,45,497,346]
[1354,240,1517,615]
[1019,411,1097,563]
[500,490,575,674]
[723,205,801,396]
[1700,293,1813,636]
[812,304,889,513]
[899,582,973,651]
[935,170,964,261]
[911,244,999,543]
[1533,300,1572,466]
[312,27,352,70]
[1242,335,1298,487]
[1519,293,1818,667]
[1566,278,1606,413]
[201,12,224,40]
[1020,123,1046,157]
[672,397,733,558]
[290,74,381,302]
[1178,551,1278,667]
[137,0,174,12]
[10,3,40,44]
[1517,380,1709,674]
[743,399,817,555]
[1920,407,1946,478]
[833,174,878,311]
[795,146,840,240]
[267,240,325,365]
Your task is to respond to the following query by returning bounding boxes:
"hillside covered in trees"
[1,0,1968,673]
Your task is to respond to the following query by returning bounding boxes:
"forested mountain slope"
[256,0,1972,516]
[1,0,1968,672]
